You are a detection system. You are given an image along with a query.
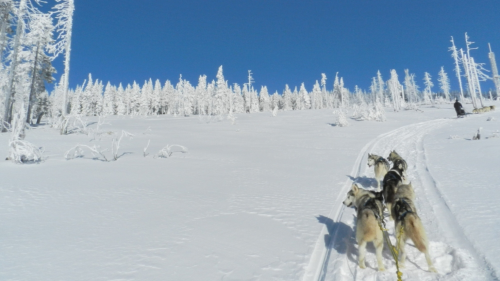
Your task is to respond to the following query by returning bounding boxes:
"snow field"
[0,105,498,280]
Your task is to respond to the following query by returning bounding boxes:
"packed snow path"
[304,117,498,281]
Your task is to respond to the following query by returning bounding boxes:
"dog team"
[342,151,437,273]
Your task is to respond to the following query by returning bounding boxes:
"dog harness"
[385,170,402,183]
[362,197,384,221]
[394,198,415,221]
[376,157,391,171]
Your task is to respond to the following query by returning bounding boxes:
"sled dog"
[391,183,437,273]
[343,184,385,271]
[387,150,408,172]
[382,160,405,219]
[367,153,390,191]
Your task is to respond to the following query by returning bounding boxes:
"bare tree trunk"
[2,0,27,132]
[26,42,40,124]
[61,0,75,117]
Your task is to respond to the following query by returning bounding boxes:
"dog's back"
[394,183,415,201]
[392,196,436,272]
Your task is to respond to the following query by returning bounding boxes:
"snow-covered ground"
[0,103,498,281]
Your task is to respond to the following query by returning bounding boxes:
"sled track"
[303,117,499,281]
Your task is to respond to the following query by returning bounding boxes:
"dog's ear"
[352,183,359,194]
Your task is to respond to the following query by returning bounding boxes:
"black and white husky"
[367,153,390,191]
[391,183,437,273]
[382,161,406,220]
[343,184,386,271]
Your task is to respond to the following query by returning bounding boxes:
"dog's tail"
[403,214,428,253]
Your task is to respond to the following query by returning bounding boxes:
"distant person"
[454,99,466,117]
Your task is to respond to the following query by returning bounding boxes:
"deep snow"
[0,104,498,281]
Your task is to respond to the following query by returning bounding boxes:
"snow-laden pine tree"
[311,80,322,109]
[139,79,152,115]
[259,85,270,112]
[299,83,310,110]
[102,82,115,116]
[232,83,245,113]
[214,66,227,115]
[376,71,385,103]
[249,87,259,112]
[404,69,419,105]
[52,0,74,117]
[195,75,207,115]
[449,37,465,101]
[387,70,403,111]
[0,0,13,61]
[23,12,56,123]
[115,83,126,115]
[281,84,292,111]
[151,79,161,115]
[423,72,433,104]
[2,0,28,129]
[242,83,250,113]
[130,81,141,115]
[333,73,341,108]
[163,80,174,115]
[183,79,194,116]
[438,67,450,101]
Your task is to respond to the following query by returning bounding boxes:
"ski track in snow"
[303,117,499,281]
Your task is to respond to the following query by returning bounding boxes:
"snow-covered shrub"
[372,102,387,122]
[272,106,278,117]
[65,130,133,161]
[111,130,134,160]
[7,107,44,164]
[487,130,499,139]
[487,116,495,121]
[155,144,188,158]
[65,144,108,161]
[333,109,349,127]
[472,127,482,140]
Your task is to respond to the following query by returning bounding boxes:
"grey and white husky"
[343,184,385,271]
[391,183,437,273]
[387,150,408,173]
[367,153,390,191]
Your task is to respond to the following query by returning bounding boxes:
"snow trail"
[306,117,498,281]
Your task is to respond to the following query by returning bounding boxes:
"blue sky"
[51,0,500,94]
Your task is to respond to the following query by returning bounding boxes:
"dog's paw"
[378,267,385,272]
[359,263,366,269]
[429,266,438,273]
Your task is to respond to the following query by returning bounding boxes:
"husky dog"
[382,161,405,220]
[387,150,408,172]
[391,183,437,273]
[343,184,385,271]
[367,154,390,191]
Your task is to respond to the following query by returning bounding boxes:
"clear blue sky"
[51,0,500,94]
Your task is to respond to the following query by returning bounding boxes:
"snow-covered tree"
[2,0,28,130]
[449,37,464,101]
[423,72,433,104]
[387,69,403,111]
[438,67,450,101]
[404,69,419,104]
[259,85,270,112]
[299,83,310,110]
[52,0,75,117]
